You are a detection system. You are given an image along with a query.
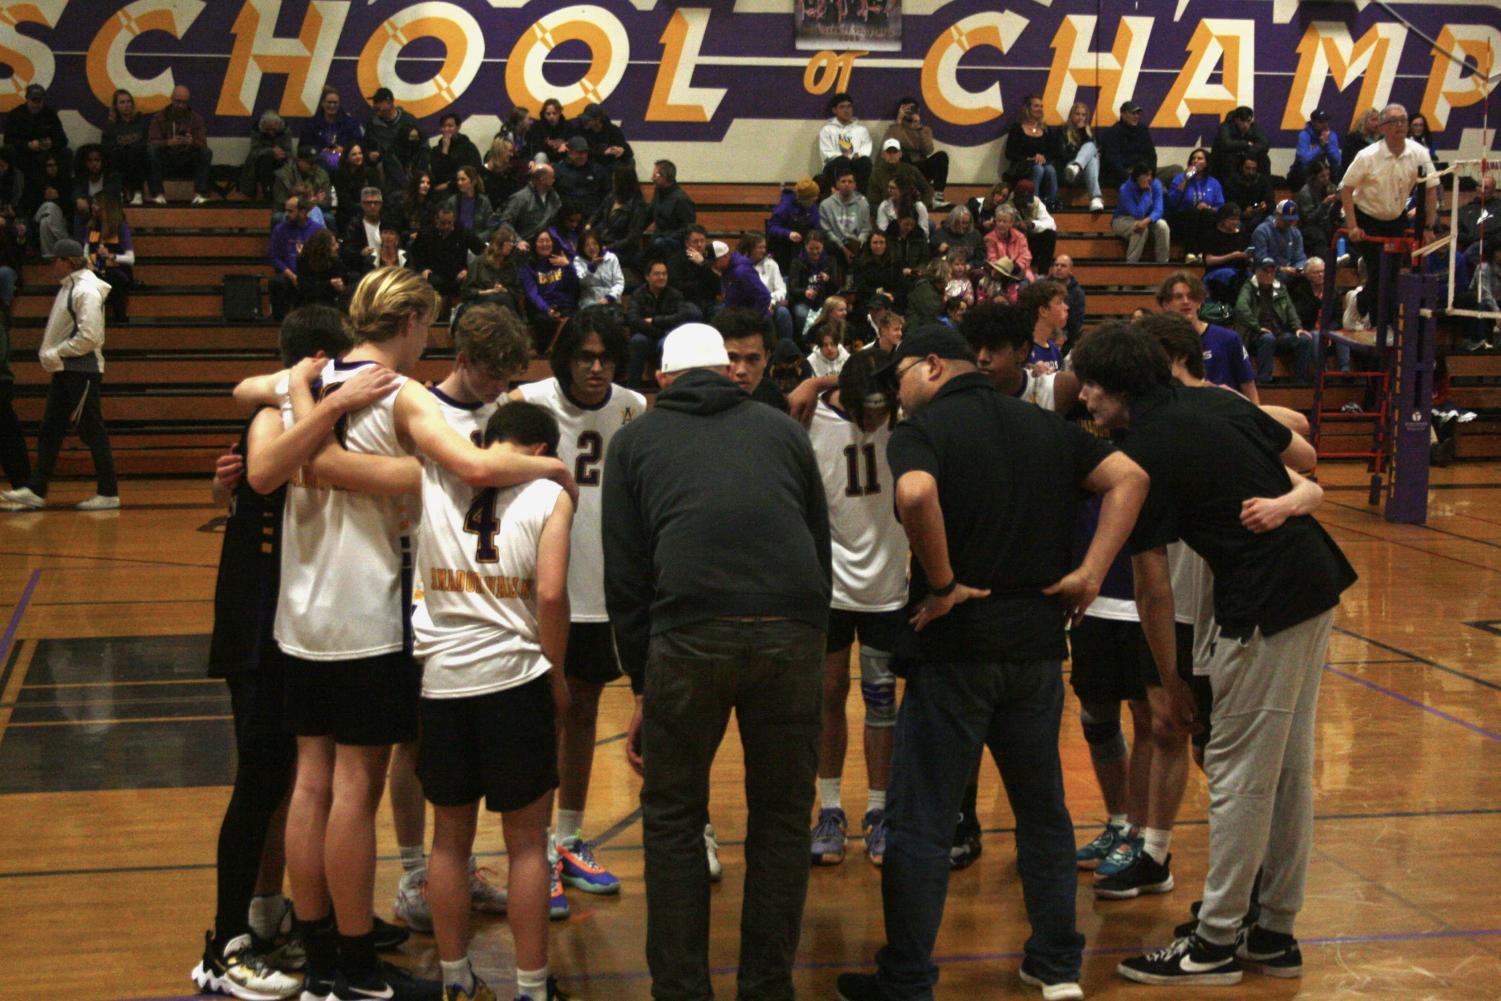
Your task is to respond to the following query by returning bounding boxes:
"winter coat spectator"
[461,225,523,315]
[572,103,634,170]
[362,87,419,159]
[1209,106,1270,181]
[553,137,611,219]
[409,206,483,298]
[787,230,845,333]
[668,227,721,318]
[589,165,648,272]
[499,163,561,244]
[4,84,67,179]
[766,179,821,269]
[240,110,296,200]
[272,146,330,222]
[1295,159,1341,262]
[440,165,494,242]
[429,114,482,197]
[573,229,625,307]
[147,85,212,202]
[1099,100,1156,186]
[294,228,351,308]
[647,159,696,255]
[868,139,933,211]
[625,259,693,384]
[1221,153,1275,232]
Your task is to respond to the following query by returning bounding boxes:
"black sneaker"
[1237,925,1302,978]
[835,972,885,1000]
[1117,933,1242,986]
[950,817,983,870]
[333,963,443,1001]
[371,916,410,952]
[514,976,575,1000]
[1095,851,1174,899]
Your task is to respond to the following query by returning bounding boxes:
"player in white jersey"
[962,300,1080,416]
[805,351,908,867]
[511,307,645,908]
[236,269,576,1001]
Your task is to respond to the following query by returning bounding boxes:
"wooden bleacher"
[6,179,1495,475]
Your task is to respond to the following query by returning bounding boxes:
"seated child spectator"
[806,319,849,377]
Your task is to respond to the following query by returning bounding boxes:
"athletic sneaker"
[1117,933,1242,986]
[1095,851,1174,899]
[301,974,336,1001]
[834,972,883,1000]
[950,814,982,870]
[443,974,496,1001]
[1094,833,1143,878]
[1063,163,1081,185]
[861,809,887,867]
[811,807,848,865]
[1237,926,1302,978]
[469,859,509,913]
[371,916,410,952]
[76,494,120,510]
[333,962,442,1001]
[0,487,44,509]
[556,834,620,894]
[1075,822,1129,870]
[705,823,723,882]
[1018,958,1084,1000]
[515,975,575,1000]
[393,869,433,933]
[549,859,571,920]
[192,930,301,1000]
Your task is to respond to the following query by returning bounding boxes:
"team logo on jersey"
[621,407,636,425]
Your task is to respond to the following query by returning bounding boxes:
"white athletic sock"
[1142,827,1172,865]
[440,958,474,993]
[399,844,426,874]
[555,809,585,841]
[819,777,842,811]
[866,789,887,814]
[516,965,549,1000]
[247,893,286,941]
[1108,813,1130,832]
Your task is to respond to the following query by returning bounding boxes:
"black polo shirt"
[1121,383,1356,638]
[886,371,1114,665]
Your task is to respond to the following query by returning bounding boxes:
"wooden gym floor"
[2,464,1501,1001]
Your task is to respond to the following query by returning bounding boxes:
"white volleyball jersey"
[1168,542,1216,674]
[809,395,909,612]
[410,386,498,563]
[275,360,413,661]
[516,377,645,621]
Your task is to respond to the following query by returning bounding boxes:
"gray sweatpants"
[1196,608,1335,945]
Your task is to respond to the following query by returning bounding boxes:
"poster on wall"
[796,0,902,52]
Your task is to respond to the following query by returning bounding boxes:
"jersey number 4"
[463,487,500,563]
[843,443,880,497]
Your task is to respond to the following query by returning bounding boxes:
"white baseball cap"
[882,137,902,151]
[660,322,731,373]
[710,240,730,259]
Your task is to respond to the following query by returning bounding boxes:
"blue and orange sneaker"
[555,833,620,895]
[548,860,570,921]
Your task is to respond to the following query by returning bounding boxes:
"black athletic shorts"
[1068,616,1160,703]
[1174,621,1213,749]
[416,676,559,813]
[826,607,906,655]
[565,621,623,685]
[282,650,420,746]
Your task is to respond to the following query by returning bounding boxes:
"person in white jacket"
[818,92,873,196]
[741,233,797,344]
[573,229,624,307]
[2,239,118,510]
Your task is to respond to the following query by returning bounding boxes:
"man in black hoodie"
[603,322,831,1001]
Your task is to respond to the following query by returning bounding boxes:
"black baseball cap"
[370,86,394,103]
[1120,100,1142,114]
[25,83,44,100]
[873,324,976,384]
[1310,108,1329,123]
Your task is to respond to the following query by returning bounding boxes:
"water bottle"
[1336,236,1347,259]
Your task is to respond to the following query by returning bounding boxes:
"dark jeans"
[0,380,30,488]
[148,143,213,195]
[876,659,1083,999]
[1025,229,1057,275]
[108,143,149,195]
[1353,206,1410,325]
[912,152,950,193]
[268,273,296,321]
[1254,330,1315,383]
[28,370,116,498]
[641,617,824,1001]
[628,331,665,386]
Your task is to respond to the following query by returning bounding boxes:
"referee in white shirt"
[1338,103,1437,324]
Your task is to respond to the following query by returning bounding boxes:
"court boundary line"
[0,569,40,673]
[1325,665,1501,740]
[1333,624,1501,693]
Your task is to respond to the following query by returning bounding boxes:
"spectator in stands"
[713,238,771,317]
[1209,105,1269,181]
[300,86,361,173]
[767,177,821,271]
[1222,151,1274,232]
[574,228,624,307]
[31,151,73,257]
[1341,108,1381,174]
[82,191,133,323]
[461,224,521,314]
[1004,94,1060,209]
[531,98,571,163]
[885,97,949,206]
[819,92,874,195]
[1460,240,1501,351]
[374,223,405,269]
[273,145,329,223]
[1156,271,1258,399]
[547,203,584,259]
[429,112,481,197]
[239,110,294,201]
[1291,255,1328,332]
[646,159,696,258]
[876,176,930,239]
[1252,199,1310,298]
[590,164,648,273]
[625,258,692,386]
[74,145,113,203]
[268,195,324,320]
[0,214,22,311]
[294,228,350,308]
[1408,112,1443,170]
[147,85,212,204]
[442,164,493,243]
[410,205,482,299]
[399,169,436,244]
[519,228,579,346]
[1296,157,1340,264]
[905,256,948,327]
[969,180,1011,233]
[481,137,526,208]
[930,204,982,263]
[668,225,721,320]
[5,83,67,181]
[101,89,149,205]
[499,162,561,247]
[1288,109,1340,192]
[1236,257,1313,384]
[362,87,418,161]
[802,295,849,354]
[1056,101,1105,212]
[1048,255,1086,352]
[851,230,900,319]
[573,102,634,171]
[1009,179,1058,274]
[869,138,933,213]
[0,148,20,230]
[389,123,430,184]
[821,167,873,263]
[1111,162,1169,263]
[341,186,388,275]
[741,232,796,344]
[1202,202,1253,303]
[1166,147,1223,264]
[1457,174,1498,252]
[806,321,849,377]
[1100,100,1155,187]
[788,228,843,335]
[332,143,382,233]
[554,135,611,220]
[858,293,901,359]
[886,210,931,299]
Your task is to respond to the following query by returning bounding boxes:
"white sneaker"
[76,494,120,510]
[705,823,723,882]
[0,486,44,509]
[191,931,301,1000]
[152,193,168,205]
[392,868,433,932]
[129,191,143,206]
[1089,197,1104,212]
[468,856,508,914]
[1019,964,1084,1000]
[193,194,209,205]
[1064,163,1081,185]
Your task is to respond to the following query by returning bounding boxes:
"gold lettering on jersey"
[426,567,535,600]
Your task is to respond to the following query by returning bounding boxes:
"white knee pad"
[859,648,897,729]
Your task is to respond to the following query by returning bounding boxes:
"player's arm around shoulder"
[537,488,575,715]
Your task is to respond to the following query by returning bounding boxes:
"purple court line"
[1324,664,1501,742]
[0,569,40,669]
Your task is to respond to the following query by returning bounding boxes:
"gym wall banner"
[3,0,1496,182]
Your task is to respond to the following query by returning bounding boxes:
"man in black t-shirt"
[836,326,1149,1001]
[1071,325,1355,987]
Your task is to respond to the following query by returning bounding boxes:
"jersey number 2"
[575,431,603,486]
[463,487,500,562]
[843,443,880,496]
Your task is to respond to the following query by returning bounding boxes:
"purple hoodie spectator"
[719,251,771,314]
[269,213,324,275]
[520,250,579,315]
